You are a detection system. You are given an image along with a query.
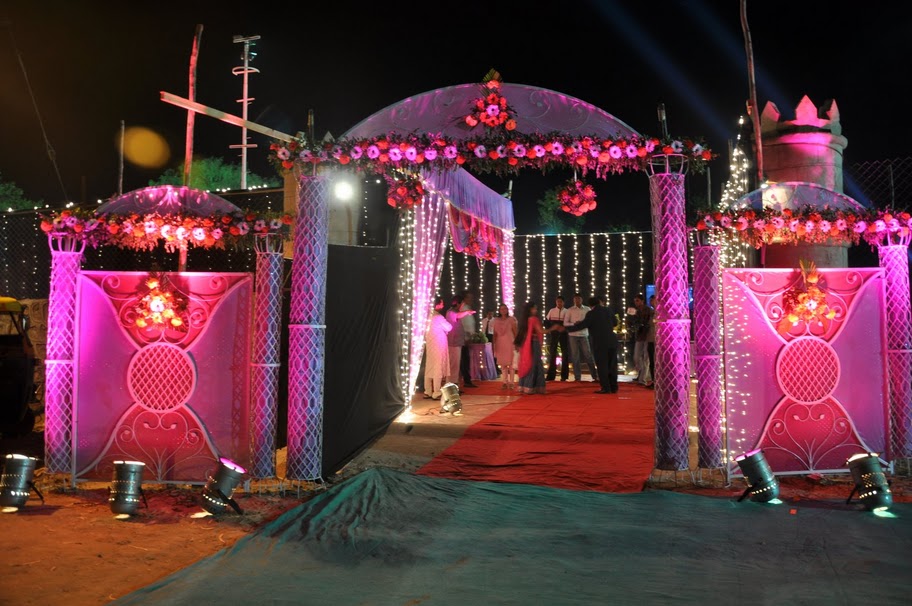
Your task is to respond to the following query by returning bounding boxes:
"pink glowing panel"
[72,271,253,483]
[96,185,242,216]
[723,268,888,474]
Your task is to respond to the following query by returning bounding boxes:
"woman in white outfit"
[424,296,453,400]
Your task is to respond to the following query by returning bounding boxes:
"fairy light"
[540,235,548,308]
[571,234,579,296]
[620,232,629,370]
[605,232,612,299]
[637,232,645,294]
[589,233,597,297]
[555,234,563,299]
[446,243,455,296]
[479,253,486,311]
[523,235,531,304]
[397,209,415,401]
[463,247,470,293]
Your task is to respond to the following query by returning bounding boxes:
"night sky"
[1,1,909,233]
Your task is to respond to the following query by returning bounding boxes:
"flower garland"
[385,174,425,210]
[778,260,836,335]
[464,73,517,131]
[269,132,713,179]
[557,179,597,216]
[694,206,912,249]
[133,273,188,330]
[40,209,294,252]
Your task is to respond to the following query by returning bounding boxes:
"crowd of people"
[424,290,657,399]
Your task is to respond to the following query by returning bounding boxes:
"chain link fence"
[846,157,912,208]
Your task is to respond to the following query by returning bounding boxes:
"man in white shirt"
[564,293,599,382]
[544,296,569,381]
[459,291,478,387]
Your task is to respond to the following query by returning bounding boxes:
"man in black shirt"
[565,295,618,394]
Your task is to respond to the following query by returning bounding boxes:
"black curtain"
[278,244,403,477]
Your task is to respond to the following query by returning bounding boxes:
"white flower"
[671,140,684,153]
[270,219,282,230]
[692,144,703,155]
[444,145,458,159]
[645,140,656,153]
[176,226,188,240]
[298,150,313,162]
[254,219,266,231]
[805,221,815,232]
[144,221,158,234]
[875,220,887,232]
[160,225,172,238]
[192,227,206,241]
[496,145,506,157]
[853,220,867,233]
[819,220,831,233]
[888,218,901,232]
[238,222,250,235]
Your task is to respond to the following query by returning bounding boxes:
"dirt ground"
[2,392,909,605]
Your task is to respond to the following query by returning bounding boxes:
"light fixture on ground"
[439,382,462,415]
[0,454,44,513]
[735,449,780,503]
[200,457,246,515]
[846,453,892,512]
[109,460,147,519]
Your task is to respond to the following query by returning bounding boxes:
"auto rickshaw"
[0,297,36,437]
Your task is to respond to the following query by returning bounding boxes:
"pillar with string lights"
[500,230,515,315]
[693,242,723,468]
[648,154,691,471]
[44,234,84,475]
[286,175,328,480]
[878,243,912,460]
[250,233,285,478]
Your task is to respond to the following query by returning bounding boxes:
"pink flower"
[496,145,507,157]
[474,145,487,158]
[238,222,250,235]
[513,145,526,157]
[277,148,290,160]
[645,140,656,153]
[771,217,785,229]
[609,145,623,159]
[533,145,546,157]
[444,145,458,159]
[332,145,343,158]
[551,142,564,155]
[388,148,403,162]
[366,145,380,159]
[404,147,417,161]
[888,218,901,232]
[835,219,847,231]
[818,220,831,233]
[753,219,766,230]
[805,221,815,232]
[720,216,732,228]
[486,104,500,117]
[349,146,363,160]
[854,220,867,233]
[589,148,600,158]
[625,145,639,158]
[212,228,223,240]
[736,217,749,231]
[571,142,584,154]
[424,148,437,161]
[298,150,313,162]
[144,221,158,234]
[192,227,206,241]
[254,219,266,231]
[875,220,887,232]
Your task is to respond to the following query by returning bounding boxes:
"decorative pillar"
[648,155,691,471]
[286,175,329,480]
[500,230,516,316]
[693,244,723,468]
[250,233,285,478]
[44,235,84,475]
[878,244,912,459]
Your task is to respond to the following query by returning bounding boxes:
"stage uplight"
[846,453,892,512]
[334,180,355,201]
[0,454,44,512]
[439,382,462,415]
[735,449,780,503]
[109,461,147,518]
[200,458,246,515]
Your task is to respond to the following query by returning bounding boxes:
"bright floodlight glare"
[439,382,462,415]
[200,457,246,515]
[846,453,892,512]
[109,460,147,517]
[735,449,780,503]
[334,180,355,201]
[0,454,43,512]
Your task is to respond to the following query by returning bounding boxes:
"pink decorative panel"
[72,272,253,483]
[723,268,889,474]
[878,244,912,457]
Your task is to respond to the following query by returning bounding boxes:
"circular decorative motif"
[127,343,196,411]
[776,337,840,404]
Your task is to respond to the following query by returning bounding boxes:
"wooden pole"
[118,119,125,195]
[740,0,764,185]
[183,24,203,187]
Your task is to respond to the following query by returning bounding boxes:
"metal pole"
[118,120,125,195]
[231,35,260,190]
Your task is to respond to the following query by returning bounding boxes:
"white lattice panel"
[878,245,912,458]
[776,338,840,404]
[128,344,196,411]
[44,241,83,474]
[287,176,329,480]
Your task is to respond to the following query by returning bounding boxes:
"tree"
[536,186,585,234]
[149,157,276,191]
[0,172,41,211]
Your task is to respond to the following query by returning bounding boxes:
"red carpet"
[417,379,655,492]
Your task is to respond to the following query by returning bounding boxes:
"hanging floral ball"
[386,175,425,210]
[558,179,598,216]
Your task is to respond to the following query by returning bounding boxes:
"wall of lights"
[439,231,653,368]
